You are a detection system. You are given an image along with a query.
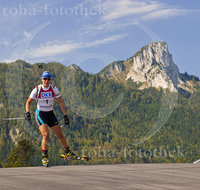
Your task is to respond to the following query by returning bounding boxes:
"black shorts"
[35,110,58,127]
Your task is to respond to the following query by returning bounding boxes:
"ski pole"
[59,119,65,128]
[0,117,25,121]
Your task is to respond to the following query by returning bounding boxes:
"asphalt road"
[0,164,199,190]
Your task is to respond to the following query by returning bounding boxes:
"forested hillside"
[0,60,200,167]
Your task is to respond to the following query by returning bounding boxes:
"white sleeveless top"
[30,84,61,111]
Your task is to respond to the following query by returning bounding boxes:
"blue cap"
[42,71,51,79]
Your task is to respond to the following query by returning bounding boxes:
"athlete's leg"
[51,124,77,159]
[39,124,50,150]
[50,124,68,148]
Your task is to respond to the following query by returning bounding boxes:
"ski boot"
[61,147,89,161]
[61,149,77,160]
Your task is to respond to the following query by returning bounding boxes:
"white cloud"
[0,40,11,46]
[80,0,192,38]
[82,21,134,36]
[83,34,127,47]
[142,8,189,20]
[2,58,18,63]
[89,0,191,23]
[26,41,80,58]
[101,0,162,21]
[24,31,33,39]
[26,34,127,58]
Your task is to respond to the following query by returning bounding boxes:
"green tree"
[1,139,35,168]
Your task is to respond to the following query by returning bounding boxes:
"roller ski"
[41,151,49,167]
[61,149,89,161]
[61,154,89,161]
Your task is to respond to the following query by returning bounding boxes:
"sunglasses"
[43,78,51,81]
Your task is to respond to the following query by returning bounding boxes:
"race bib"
[41,92,52,98]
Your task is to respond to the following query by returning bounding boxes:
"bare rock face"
[69,64,81,71]
[9,126,23,144]
[126,42,179,92]
[100,61,125,78]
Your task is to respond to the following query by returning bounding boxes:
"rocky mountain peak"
[126,41,179,92]
[100,41,194,93]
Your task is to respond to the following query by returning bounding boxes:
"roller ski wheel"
[78,155,89,161]
[61,154,89,161]
[42,157,49,167]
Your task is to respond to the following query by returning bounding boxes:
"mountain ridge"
[3,41,200,94]
[99,41,199,94]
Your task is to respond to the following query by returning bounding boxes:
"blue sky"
[0,0,200,76]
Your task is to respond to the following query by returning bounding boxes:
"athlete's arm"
[26,87,37,112]
[56,96,66,115]
[26,97,33,112]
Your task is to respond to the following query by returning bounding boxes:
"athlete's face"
[42,78,51,88]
